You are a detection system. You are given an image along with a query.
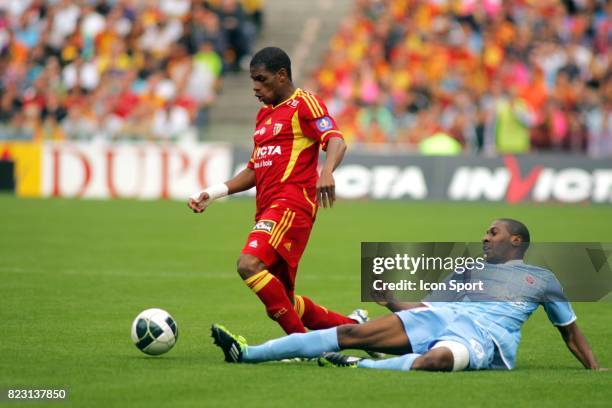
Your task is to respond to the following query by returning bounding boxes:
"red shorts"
[241,205,313,295]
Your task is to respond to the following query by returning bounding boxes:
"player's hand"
[187,191,210,213]
[370,287,396,308]
[317,170,336,208]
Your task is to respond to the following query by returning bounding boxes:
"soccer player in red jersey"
[188,47,362,334]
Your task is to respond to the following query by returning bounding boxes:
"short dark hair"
[499,218,531,250]
[250,47,292,80]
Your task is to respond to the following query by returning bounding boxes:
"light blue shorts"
[395,305,495,370]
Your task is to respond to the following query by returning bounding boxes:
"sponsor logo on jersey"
[248,240,258,248]
[283,241,292,251]
[252,220,276,234]
[316,117,333,132]
[273,123,283,135]
[254,127,267,137]
[255,145,282,158]
[265,117,272,125]
[254,160,272,169]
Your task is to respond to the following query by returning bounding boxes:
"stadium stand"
[309,0,610,155]
[0,0,263,142]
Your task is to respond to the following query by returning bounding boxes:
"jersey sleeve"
[542,274,577,326]
[298,92,343,151]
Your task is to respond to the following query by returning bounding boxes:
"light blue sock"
[357,353,421,371]
[243,328,339,363]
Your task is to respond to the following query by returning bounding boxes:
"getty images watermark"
[361,243,612,302]
[371,252,486,292]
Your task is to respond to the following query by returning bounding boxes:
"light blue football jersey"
[424,260,576,369]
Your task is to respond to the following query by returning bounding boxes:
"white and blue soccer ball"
[131,308,178,356]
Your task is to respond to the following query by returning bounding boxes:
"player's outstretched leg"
[319,352,422,371]
[319,345,464,372]
[336,313,413,355]
[294,295,359,329]
[238,254,307,334]
[318,352,362,368]
[211,324,340,363]
[211,313,412,364]
[211,324,248,363]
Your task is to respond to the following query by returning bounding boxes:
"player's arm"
[543,276,603,370]
[299,93,346,209]
[226,167,256,194]
[188,167,256,213]
[317,136,346,208]
[371,287,426,311]
[380,301,426,312]
[372,270,460,311]
[556,321,600,370]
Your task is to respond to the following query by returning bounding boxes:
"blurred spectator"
[311,0,611,155]
[495,86,533,154]
[62,56,99,91]
[0,0,265,142]
[209,0,256,71]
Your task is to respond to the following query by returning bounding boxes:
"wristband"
[189,183,229,202]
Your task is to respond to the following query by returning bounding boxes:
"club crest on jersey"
[252,220,276,234]
[255,145,282,158]
[273,123,283,135]
[316,117,333,131]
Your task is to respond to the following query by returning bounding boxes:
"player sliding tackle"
[211,219,602,371]
[189,47,366,335]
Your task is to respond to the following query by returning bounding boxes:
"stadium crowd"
[309,0,611,155]
[0,0,263,141]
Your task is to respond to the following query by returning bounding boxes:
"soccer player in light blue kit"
[211,219,601,371]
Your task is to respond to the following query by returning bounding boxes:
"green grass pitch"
[1,195,611,407]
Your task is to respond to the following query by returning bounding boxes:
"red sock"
[245,270,306,334]
[294,295,357,330]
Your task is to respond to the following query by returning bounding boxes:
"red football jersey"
[247,88,343,220]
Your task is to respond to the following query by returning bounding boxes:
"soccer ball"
[131,308,178,356]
